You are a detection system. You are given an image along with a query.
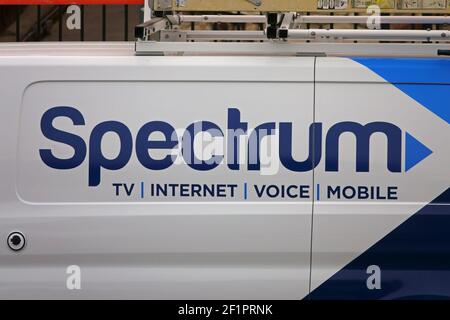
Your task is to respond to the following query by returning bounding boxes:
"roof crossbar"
[134,10,450,56]
[166,14,450,26]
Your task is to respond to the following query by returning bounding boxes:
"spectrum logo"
[39,106,433,187]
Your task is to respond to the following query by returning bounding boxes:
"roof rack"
[135,0,450,56]
[148,0,450,14]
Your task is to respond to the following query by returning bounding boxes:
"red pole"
[0,0,143,4]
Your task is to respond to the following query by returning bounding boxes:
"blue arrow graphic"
[405,132,433,172]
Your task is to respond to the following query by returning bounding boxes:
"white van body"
[0,43,448,299]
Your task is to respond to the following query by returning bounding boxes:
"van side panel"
[310,57,450,299]
[0,53,314,299]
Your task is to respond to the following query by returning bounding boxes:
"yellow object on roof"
[152,0,450,13]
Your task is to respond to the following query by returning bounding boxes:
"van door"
[0,48,315,299]
[310,57,450,299]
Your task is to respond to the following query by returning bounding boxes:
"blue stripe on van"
[352,58,450,124]
[307,188,450,300]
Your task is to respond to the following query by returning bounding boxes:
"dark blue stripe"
[308,188,450,300]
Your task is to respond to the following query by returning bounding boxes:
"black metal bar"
[102,5,106,41]
[124,5,129,41]
[438,49,450,56]
[237,11,241,31]
[381,13,390,30]
[58,5,63,41]
[306,11,310,43]
[16,6,20,42]
[306,11,310,30]
[37,5,41,41]
[80,5,85,41]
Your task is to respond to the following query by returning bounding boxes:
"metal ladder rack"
[135,1,450,57]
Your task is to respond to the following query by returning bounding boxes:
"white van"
[0,42,448,299]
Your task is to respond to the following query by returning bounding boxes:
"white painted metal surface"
[0,43,448,300]
[0,43,313,299]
